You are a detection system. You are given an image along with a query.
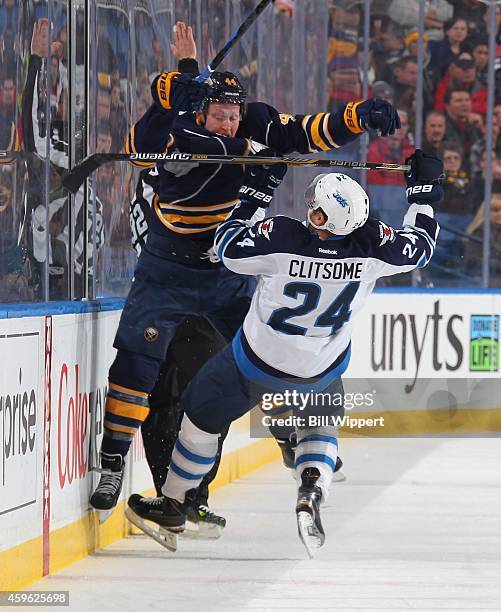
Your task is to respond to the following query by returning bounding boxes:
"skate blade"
[124,507,181,552]
[297,511,324,559]
[332,469,347,483]
[97,508,114,524]
[182,520,222,540]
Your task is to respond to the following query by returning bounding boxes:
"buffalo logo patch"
[144,326,159,342]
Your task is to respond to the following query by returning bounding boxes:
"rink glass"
[0,0,500,304]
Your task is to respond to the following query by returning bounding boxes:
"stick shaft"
[1,151,410,194]
[196,0,274,82]
[54,151,409,194]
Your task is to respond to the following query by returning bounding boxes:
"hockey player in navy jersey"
[90,23,401,520]
[126,149,443,556]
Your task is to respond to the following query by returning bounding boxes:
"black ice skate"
[296,467,325,559]
[277,432,297,469]
[184,503,226,540]
[90,452,125,524]
[125,494,186,552]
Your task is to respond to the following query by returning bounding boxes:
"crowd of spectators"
[1,0,500,303]
[326,0,501,286]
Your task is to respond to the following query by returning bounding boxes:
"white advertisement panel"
[347,293,501,379]
[0,317,44,551]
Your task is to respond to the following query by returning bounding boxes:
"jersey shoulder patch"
[377,220,397,247]
[257,215,310,246]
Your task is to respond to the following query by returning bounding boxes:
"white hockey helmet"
[305,173,369,235]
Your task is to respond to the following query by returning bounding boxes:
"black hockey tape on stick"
[58,151,411,195]
[196,0,275,83]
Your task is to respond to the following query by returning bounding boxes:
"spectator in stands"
[96,120,113,154]
[389,56,417,100]
[439,140,478,222]
[451,0,487,37]
[327,0,362,111]
[0,74,16,116]
[109,81,126,151]
[428,141,477,278]
[390,55,433,116]
[388,0,453,43]
[465,193,501,286]
[422,110,447,156]
[372,19,406,83]
[444,87,482,163]
[367,109,413,220]
[470,113,501,180]
[434,52,487,117]
[473,3,501,43]
[429,17,469,83]
[470,36,489,85]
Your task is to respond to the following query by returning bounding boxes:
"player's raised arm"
[125,21,209,167]
[361,149,443,279]
[242,98,401,155]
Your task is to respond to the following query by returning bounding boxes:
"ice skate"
[183,503,226,540]
[90,452,125,524]
[296,467,325,559]
[125,494,186,552]
[280,434,346,483]
[332,456,347,483]
[276,432,297,469]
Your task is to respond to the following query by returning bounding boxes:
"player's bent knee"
[109,349,163,393]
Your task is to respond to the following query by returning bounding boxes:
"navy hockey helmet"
[201,71,247,117]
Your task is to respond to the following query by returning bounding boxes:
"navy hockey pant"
[162,341,343,503]
[101,247,254,458]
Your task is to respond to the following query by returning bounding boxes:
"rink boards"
[1,291,500,589]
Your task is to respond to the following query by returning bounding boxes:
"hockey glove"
[239,162,287,208]
[405,149,445,205]
[152,71,212,113]
[345,98,401,136]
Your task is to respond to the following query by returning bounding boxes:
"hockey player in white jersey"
[126,149,443,557]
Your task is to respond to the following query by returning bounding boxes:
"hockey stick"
[58,152,410,195]
[196,0,275,82]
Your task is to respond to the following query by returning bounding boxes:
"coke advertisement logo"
[57,361,107,489]
[57,363,88,488]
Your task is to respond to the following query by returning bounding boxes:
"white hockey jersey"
[214,202,439,387]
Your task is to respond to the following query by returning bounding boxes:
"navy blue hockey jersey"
[126,72,366,242]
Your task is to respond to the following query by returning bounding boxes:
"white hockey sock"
[295,426,338,503]
[162,415,219,503]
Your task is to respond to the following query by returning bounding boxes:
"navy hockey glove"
[405,149,445,205]
[239,162,287,207]
[152,71,212,113]
[345,98,401,136]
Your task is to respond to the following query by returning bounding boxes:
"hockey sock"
[162,415,219,503]
[102,382,150,459]
[294,426,338,503]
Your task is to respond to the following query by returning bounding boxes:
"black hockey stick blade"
[62,153,126,193]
